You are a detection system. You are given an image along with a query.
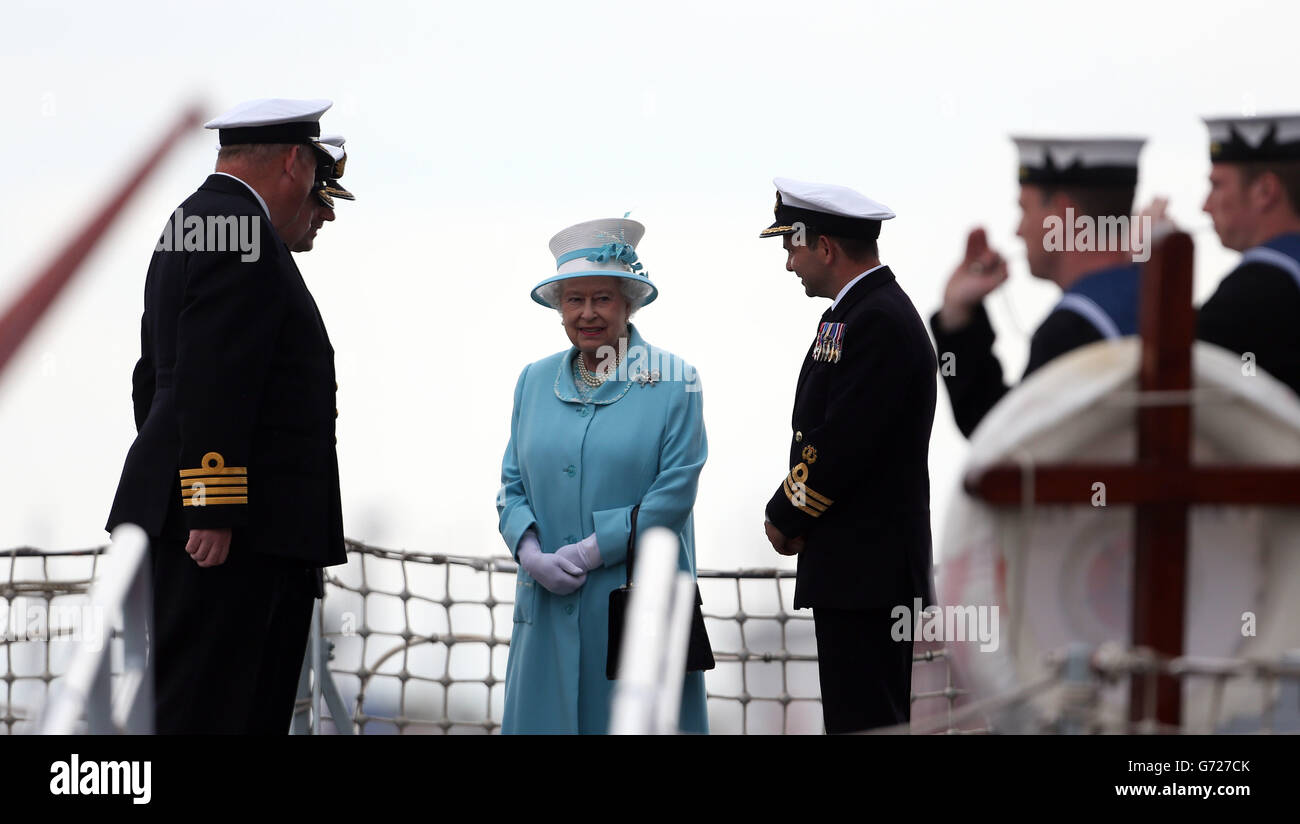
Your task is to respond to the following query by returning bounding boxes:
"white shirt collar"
[831,263,886,310]
[212,172,272,220]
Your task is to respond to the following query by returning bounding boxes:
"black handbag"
[606,505,715,679]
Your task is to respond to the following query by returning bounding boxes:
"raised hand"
[937,227,1009,331]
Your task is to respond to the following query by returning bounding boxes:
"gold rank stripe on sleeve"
[180,477,246,490]
[178,452,248,507]
[783,477,827,517]
[781,460,834,517]
[178,451,247,478]
[801,484,833,507]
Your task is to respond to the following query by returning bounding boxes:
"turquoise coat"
[497,324,709,734]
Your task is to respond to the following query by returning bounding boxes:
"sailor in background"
[1198,114,1300,397]
[931,137,1146,437]
[759,178,937,733]
[106,98,348,733]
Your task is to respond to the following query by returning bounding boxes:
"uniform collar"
[828,265,895,318]
[553,323,646,405]
[1253,231,1300,259]
[210,172,272,220]
[831,263,887,310]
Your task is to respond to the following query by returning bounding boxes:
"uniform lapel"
[793,306,833,402]
[791,268,894,414]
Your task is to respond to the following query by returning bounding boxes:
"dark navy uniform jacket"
[931,262,1141,438]
[1198,232,1300,398]
[765,266,938,610]
[106,174,346,567]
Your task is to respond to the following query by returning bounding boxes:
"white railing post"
[38,523,152,735]
[113,549,153,735]
[609,527,697,735]
[653,573,698,734]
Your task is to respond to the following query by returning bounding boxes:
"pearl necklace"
[575,351,617,388]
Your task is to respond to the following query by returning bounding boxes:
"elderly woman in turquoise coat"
[496,217,709,734]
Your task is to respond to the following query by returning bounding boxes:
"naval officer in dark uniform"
[759,178,937,733]
[105,98,348,734]
[288,134,354,254]
[931,137,1147,437]
[1198,113,1300,397]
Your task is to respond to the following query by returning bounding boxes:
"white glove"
[517,530,586,595]
[556,533,603,572]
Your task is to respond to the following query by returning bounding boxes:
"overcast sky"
[1,0,1294,574]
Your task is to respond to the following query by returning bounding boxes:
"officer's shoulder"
[181,184,264,218]
[844,290,916,334]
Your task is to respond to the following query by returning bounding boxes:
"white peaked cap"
[773,177,895,220]
[761,177,894,239]
[316,133,346,163]
[204,98,333,130]
[204,98,333,145]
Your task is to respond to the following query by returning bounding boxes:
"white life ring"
[936,339,1300,730]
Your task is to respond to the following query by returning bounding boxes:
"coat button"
[578,406,590,417]
[795,431,803,442]
[565,535,576,544]
[334,408,339,418]
[564,465,576,477]
[565,605,575,615]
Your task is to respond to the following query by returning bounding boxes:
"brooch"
[635,369,661,387]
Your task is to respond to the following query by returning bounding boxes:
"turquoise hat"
[531,217,658,308]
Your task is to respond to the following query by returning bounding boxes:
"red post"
[1130,231,1195,726]
[0,104,204,377]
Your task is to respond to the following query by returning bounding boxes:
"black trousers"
[150,536,317,734]
[812,607,914,734]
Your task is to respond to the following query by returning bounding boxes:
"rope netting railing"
[0,547,111,734]
[6,540,1298,734]
[316,540,963,734]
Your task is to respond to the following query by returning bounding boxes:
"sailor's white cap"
[1203,114,1300,163]
[1012,136,1144,187]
